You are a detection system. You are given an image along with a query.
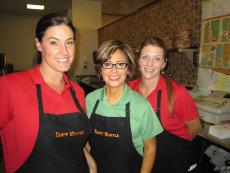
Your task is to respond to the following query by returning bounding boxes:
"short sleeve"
[140,101,163,141]
[86,92,96,118]
[77,88,86,112]
[174,86,198,121]
[0,77,12,129]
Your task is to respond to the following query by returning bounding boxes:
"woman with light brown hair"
[129,37,202,173]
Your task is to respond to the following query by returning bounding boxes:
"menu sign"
[200,16,230,69]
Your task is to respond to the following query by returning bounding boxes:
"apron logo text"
[55,130,85,138]
[94,129,119,138]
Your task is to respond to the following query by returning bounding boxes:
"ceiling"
[0,0,71,16]
[0,0,154,16]
[102,0,154,16]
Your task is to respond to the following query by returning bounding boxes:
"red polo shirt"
[128,75,198,141]
[0,65,86,173]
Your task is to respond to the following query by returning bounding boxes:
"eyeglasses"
[101,62,128,69]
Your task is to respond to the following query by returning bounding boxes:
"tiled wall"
[98,0,202,86]
[166,51,199,86]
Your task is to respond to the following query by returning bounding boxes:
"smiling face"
[139,45,166,80]
[36,24,75,74]
[101,49,129,90]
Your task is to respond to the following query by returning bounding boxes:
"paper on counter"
[204,144,230,171]
[197,67,213,95]
[209,124,230,139]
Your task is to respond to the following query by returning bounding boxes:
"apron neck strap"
[36,84,43,115]
[70,87,85,113]
[91,100,130,118]
[36,84,85,115]
[125,102,130,118]
[92,100,100,115]
[157,90,162,118]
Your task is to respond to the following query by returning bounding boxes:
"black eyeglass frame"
[101,62,128,69]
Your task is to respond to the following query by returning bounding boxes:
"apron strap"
[125,102,130,118]
[92,100,100,116]
[36,84,44,115]
[36,85,85,115]
[70,87,85,113]
[156,90,162,119]
[91,101,130,119]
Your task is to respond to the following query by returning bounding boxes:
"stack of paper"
[197,67,212,96]
[209,124,230,139]
[210,71,230,93]
[196,68,230,95]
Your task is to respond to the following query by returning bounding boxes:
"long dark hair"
[35,13,76,64]
[139,37,174,113]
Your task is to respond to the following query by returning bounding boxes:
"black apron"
[89,100,142,173]
[152,90,199,173]
[17,84,91,173]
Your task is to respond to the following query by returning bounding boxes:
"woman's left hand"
[140,137,157,173]
[84,146,97,173]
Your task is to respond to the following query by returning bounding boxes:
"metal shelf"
[168,48,199,67]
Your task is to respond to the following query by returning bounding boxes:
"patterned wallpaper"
[98,0,202,86]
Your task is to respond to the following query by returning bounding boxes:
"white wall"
[0,0,102,75]
[71,0,102,77]
[0,13,40,71]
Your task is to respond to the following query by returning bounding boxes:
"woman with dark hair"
[86,40,163,173]
[0,13,96,173]
[129,37,202,173]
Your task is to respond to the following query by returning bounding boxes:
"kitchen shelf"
[167,48,199,67]
[168,48,198,53]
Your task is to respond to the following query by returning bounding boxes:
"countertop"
[198,122,230,151]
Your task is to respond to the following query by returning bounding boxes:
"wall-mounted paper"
[210,71,230,92]
[197,67,213,95]
[202,0,230,20]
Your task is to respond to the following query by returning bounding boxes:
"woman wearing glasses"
[86,40,163,173]
[129,37,202,173]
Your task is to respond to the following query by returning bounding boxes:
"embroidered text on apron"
[17,84,91,173]
[89,101,142,173]
[152,90,199,173]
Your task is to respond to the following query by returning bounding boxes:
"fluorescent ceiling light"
[27,4,45,10]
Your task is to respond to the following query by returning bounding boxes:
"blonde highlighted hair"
[95,40,136,80]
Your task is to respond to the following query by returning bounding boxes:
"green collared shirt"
[86,84,163,155]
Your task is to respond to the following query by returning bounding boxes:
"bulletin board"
[200,15,230,73]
